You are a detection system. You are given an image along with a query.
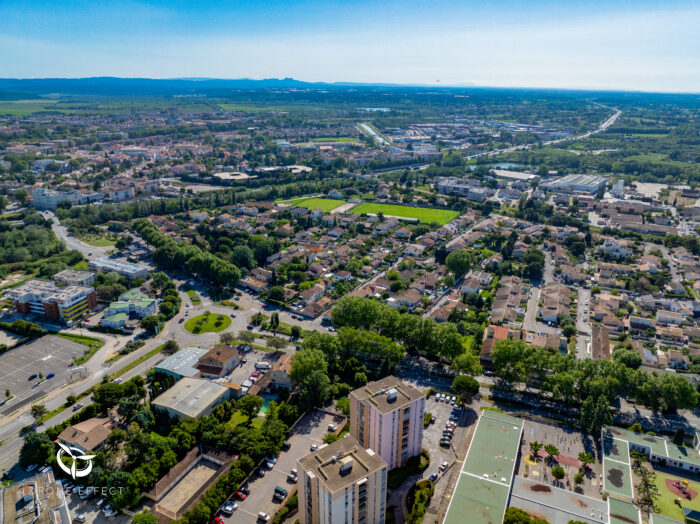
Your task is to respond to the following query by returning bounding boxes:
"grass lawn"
[109,343,165,381]
[351,203,459,225]
[292,197,346,212]
[186,289,201,305]
[184,313,232,334]
[311,137,357,143]
[57,333,104,365]
[77,233,116,247]
[228,411,265,429]
[651,470,700,522]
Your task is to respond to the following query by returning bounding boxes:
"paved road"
[575,288,592,359]
[42,210,110,259]
[466,105,622,160]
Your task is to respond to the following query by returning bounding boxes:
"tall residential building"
[5,279,96,322]
[349,376,425,470]
[297,435,387,524]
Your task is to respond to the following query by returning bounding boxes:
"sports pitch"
[350,203,459,225]
[291,197,347,212]
[443,410,523,524]
[602,432,634,499]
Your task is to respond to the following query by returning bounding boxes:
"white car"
[74,514,86,523]
[265,456,277,465]
[96,498,105,507]
[258,512,270,522]
[222,501,238,515]
[440,461,448,471]
[328,424,337,432]
[310,444,319,451]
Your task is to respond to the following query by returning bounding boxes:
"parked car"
[74,514,86,522]
[258,512,270,522]
[96,498,105,507]
[72,403,83,411]
[28,374,37,380]
[440,462,448,471]
[273,486,288,500]
[328,424,337,432]
[310,444,319,451]
[429,473,439,482]
[112,378,122,384]
[287,469,298,483]
[440,438,451,447]
[235,492,247,501]
[222,501,238,515]
[46,373,55,379]
[430,415,436,424]
[240,486,250,495]
[26,464,38,472]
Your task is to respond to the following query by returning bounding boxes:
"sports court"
[602,430,634,499]
[650,514,683,524]
[443,411,523,524]
[157,459,219,515]
[608,497,641,524]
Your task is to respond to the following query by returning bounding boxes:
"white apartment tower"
[349,376,425,470]
[297,435,387,524]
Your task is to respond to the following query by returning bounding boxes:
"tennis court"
[443,411,523,524]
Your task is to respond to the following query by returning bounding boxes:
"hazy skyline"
[1,0,699,93]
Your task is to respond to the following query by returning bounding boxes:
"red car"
[213,517,224,523]
[235,492,246,501]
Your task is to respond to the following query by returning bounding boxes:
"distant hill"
[0,77,478,96]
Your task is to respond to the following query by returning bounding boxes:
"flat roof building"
[51,269,96,287]
[5,279,96,322]
[297,435,387,524]
[0,469,72,524]
[349,376,425,470]
[88,257,149,280]
[543,174,606,194]
[151,377,230,419]
[156,346,208,379]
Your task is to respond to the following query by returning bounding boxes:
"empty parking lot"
[0,335,86,415]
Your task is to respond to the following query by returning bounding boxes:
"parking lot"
[220,409,344,523]
[222,349,278,386]
[64,486,131,524]
[0,335,86,416]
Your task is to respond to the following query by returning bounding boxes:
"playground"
[652,470,700,522]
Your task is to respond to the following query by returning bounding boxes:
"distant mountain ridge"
[0,76,476,95]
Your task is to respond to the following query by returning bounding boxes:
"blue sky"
[1,0,698,92]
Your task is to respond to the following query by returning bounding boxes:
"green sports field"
[350,203,459,225]
[289,197,347,211]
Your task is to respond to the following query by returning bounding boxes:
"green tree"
[544,444,559,463]
[613,349,642,369]
[219,332,236,345]
[162,339,179,355]
[529,441,543,460]
[451,352,482,376]
[238,395,264,421]
[266,336,287,350]
[132,513,158,524]
[573,473,584,485]
[290,348,331,409]
[451,375,479,402]
[15,188,29,205]
[291,325,302,339]
[140,315,161,333]
[30,404,47,420]
[552,465,565,480]
[238,330,256,343]
[20,432,55,467]
[445,250,473,277]
[231,245,255,270]
[268,286,286,303]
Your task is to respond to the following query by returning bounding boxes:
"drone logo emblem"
[56,442,95,479]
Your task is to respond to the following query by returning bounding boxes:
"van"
[255,362,271,371]
[274,486,288,499]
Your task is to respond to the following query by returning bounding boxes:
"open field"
[290,197,347,211]
[184,313,232,334]
[77,233,117,247]
[651,470,700,522]
[310,137,357,142]
[351,203,459,225]
[158,459,219,515]
[0,99,59,115]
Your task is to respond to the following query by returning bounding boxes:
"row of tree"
[491,339,699,413]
